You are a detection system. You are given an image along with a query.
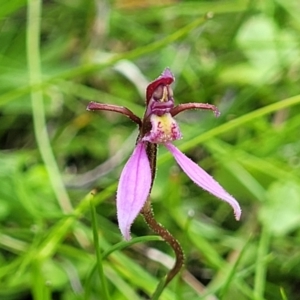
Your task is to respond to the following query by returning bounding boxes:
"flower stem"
[144,142,157,188]
[141,202,185,288]
[141,140,184,296]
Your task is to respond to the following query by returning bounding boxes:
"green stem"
[254,225,271,300]
[90,198,111,300]
[26,0,73,213]
[31,260,51,300]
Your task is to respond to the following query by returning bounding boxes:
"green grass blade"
[90,198,111,300]
[26,0,72,214]
[254,226,271,300]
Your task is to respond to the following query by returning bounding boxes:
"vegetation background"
[1,0,300,299]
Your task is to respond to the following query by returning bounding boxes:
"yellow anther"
[160,86,168,102]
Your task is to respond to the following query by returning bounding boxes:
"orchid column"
[87,68,241,288]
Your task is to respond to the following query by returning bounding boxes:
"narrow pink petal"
[165,143,241,220]
[117,142,152,240]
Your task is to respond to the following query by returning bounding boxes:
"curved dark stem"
[144,142,157,189]
[140,139,184,290]
[141,202,185,287]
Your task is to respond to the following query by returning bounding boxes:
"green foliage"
[1,0,300,299]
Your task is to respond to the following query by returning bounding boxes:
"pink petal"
[165,143,241,220]
[117,142,152,240]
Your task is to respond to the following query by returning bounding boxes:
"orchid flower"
[87,68,241,241]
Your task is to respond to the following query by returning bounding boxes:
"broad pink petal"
[117,142,152,240]
[165,143,241,220]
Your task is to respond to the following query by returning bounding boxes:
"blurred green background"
[1,0,300,299]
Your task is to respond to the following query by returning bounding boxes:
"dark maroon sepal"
[146,68,174,104]
[170,103,221,118]
[87,101,142,126]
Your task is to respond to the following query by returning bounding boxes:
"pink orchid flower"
[87,68,241,240]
